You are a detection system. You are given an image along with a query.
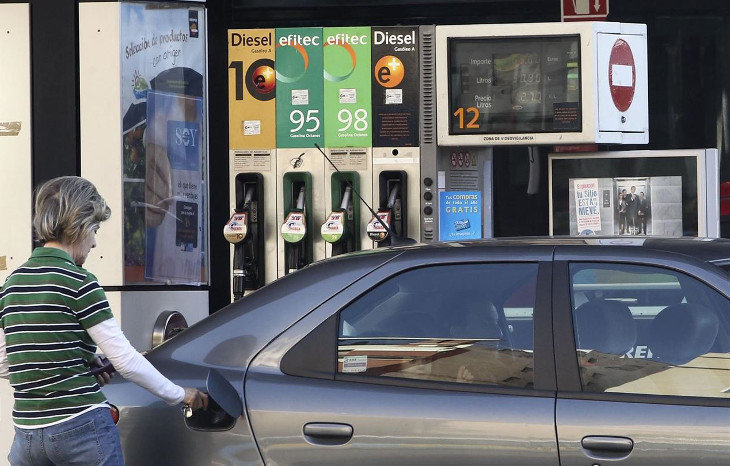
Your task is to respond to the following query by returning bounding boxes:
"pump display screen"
[448,35,582,135]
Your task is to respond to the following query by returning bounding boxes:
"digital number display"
[448,35,581,135]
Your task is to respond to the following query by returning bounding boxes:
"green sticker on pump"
[281,211,306,243]
[321,211,345,243]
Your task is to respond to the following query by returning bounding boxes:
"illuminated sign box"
[436,22,648,146]
[548,149,720,238]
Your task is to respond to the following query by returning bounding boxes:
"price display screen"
[448,35,582,135]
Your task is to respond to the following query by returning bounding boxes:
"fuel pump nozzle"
[367,183,400,243]
[340,185,353,211]
[243,186,255,209]
[321,186,352,245]
[239,186,261,296]
[281,187,307,243]
[296,186,305,210]
[281,187,307,273]
[223,186,255,300]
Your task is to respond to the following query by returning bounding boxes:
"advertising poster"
[573,178,601,235]
[371,26,419,147]
[276,28,324,148]
[323,27,372,147]
[569,176,683,236]
[120,2,207,284]
[228,28,276,149]
[144,91,204,283]
[439,191,482,241]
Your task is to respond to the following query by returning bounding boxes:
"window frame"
[282,256,556,397]
[553,253,730,408]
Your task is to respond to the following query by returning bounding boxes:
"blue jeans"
[8,407,124,466]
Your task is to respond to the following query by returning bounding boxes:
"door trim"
[552,260,582,392]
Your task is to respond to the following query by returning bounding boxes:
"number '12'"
[453,107,480,129]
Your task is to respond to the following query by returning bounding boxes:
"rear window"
[570,262,730,399]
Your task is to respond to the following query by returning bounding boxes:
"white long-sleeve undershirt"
[0,319,185,406]
[0,328,8,379]
[87,318,185,405]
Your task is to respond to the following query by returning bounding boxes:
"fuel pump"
[281,175,313,274]
[367,171,407,246]
[223,198,249,300]
[276,151,324,277]
[321,178,357,256]
[223,174,265,299]
[228,28,278,290]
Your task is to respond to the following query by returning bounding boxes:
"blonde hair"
[33,176,111,245]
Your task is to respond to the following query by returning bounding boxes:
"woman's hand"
[92,356,114,387]
[182,387,209,411]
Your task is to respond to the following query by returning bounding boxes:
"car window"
[570,263,730,398]
[337,263,538,389]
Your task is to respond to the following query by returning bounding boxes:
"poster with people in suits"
[569,176,682,236]
[616,179,647,235]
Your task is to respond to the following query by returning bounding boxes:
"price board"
[436,22,649,146]
[448,35,582,136]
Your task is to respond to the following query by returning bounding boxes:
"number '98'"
[338,109,368,132]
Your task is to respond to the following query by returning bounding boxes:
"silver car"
[104,238,730,465]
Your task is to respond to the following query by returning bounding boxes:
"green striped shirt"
[0,247,114,427]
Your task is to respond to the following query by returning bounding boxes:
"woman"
[0,176,208,465]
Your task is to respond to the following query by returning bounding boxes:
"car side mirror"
[184,369,242,432]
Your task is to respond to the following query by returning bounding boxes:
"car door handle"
[303,423,353,441]
[582,436,634,453]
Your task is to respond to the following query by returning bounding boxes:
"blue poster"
[144,91,205,284]
[120,2,207,285]
[439,191,482,241]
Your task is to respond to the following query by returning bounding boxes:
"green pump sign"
[323,27,372,148]
[276,28,325,148]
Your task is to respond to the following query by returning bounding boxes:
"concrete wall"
[0,4,32,462]
[650,176,683,236]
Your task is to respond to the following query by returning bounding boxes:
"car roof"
[365,236,730,265]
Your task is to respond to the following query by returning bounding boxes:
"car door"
[245,247,559,465]
[553,247,730,466]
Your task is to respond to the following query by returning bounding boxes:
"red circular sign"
[608,39,636,112]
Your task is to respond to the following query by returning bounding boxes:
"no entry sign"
[608,38,636,112]
[562,0,609,21]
